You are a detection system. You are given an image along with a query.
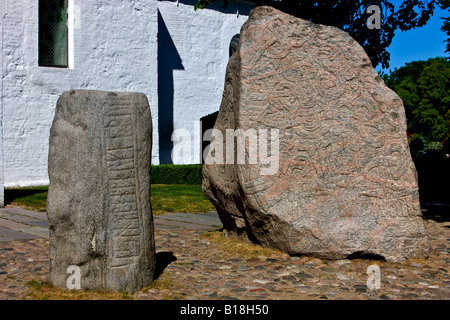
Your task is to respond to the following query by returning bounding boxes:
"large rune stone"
[47,90,155,292]
[202,7,429,262]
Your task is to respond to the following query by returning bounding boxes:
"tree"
[195,0,436,69]
[382,57,450,150]
[438,0,450,55]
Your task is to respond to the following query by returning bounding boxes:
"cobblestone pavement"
[0,203,449,300]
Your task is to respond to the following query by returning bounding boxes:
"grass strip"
[4,184,215,215]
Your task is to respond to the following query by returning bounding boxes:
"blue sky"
[377,1,448,73]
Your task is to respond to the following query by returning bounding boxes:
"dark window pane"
[39,0,68,67]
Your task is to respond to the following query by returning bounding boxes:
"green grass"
[4,186,49,212]
[25,280,134,300]
[201,231,289,259]
[4,184,215,215]
[151,184,215,215]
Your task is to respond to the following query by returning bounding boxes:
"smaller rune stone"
[47,90,155,292]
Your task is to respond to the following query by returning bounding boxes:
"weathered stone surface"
[202,6,429,263]
[47,90,154,292]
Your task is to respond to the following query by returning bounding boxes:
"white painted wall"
[0,0,254,195]
[1,0,159,188]
[0,2,5,206]
[158,0,253,164]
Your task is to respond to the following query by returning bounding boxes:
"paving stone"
[0,208,47,221]
[0,227,36,242]
[296,272,315,280]
[336,259,352,266]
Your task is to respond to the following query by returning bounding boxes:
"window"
[229,34,240,57]
[200,111,219,164]
[39,0,68,67]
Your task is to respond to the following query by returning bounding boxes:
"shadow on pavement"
[154,251,177,280]
[421,201,450,223]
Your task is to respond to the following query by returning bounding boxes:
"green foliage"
[196,0,436,69]
[151,164,203,185]
[408,134,427,159]
[438,0,450,55]
[383,57,450,145]
[426,141,446,157]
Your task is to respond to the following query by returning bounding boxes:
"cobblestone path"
[0,204,449,300]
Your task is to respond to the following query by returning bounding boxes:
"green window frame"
[38,0,69,68]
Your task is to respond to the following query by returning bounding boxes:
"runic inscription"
[103,101,141,269]
[48,90,155,292]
